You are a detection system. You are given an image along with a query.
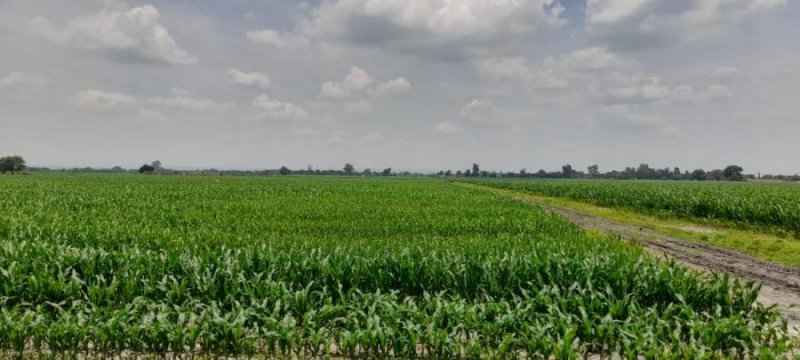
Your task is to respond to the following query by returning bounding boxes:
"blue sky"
[1,0,799,173]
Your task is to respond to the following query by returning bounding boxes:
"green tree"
[472,163,480,177]
[723,165,744,181]
[344,163,355,174]
[562,164,575,178]
[0,155,26,174]
[138,164,155,174]
[278,166,291,175]
[587,165,599,177]
[382,168,392,176]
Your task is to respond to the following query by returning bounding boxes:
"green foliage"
[0,174,794,357]
[472,179,800,236]
[0,156,25,174]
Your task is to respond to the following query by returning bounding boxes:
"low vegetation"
[0,174,794,358]
[469,179,800,237]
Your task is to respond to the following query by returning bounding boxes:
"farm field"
[468,179,800,237]
[0,174,796,358]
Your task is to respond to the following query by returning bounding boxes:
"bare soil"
[535,202,800,332]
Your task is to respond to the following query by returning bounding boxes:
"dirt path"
[462,183,800,331]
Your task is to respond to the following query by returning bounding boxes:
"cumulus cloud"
[251,94,308,121]
[474,57,569,89]
[600,78,672,104]
[459,100,507,126]
[703,84,734,100]
[246,29,308,49]
[0,72,48,93]
[318,66,409,114]
[68,89,134,110]
[319,66,373,100]
[229,68,271,89]
[374,77,411,96]
[586,0,787,49]
[433,121,464,135]
[248,0,564,59]
[29,5,197,65]
[149,96,238,113]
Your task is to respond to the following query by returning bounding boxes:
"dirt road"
[463,183,800,331]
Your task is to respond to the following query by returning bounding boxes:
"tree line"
[434,163,800,181]
[5,155,800,182]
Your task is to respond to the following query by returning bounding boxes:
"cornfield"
[0,174,794,358]
[470,179,800,236]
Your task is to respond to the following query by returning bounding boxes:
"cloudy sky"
[1,0,798,173]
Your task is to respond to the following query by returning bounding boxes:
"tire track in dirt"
[460,183,800,331]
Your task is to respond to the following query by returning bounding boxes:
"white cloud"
[586,0,787,48]
[374,77,411,96]
[251,94,308,121]
[246,29,308,49]
[0,72,48,92]
[703,84,734,100]
[564,47,625,71]
[229,68,271,89]
[433,121,464,135]
[249,0,564,59]
[460,100,503,125]
[602,77,671,104]
[319,66,373,99]
[29,5,197,65]
[474,57,569,89]
[150,96,238,113]
[316,66,410,114]
[342,66,374,90]
[68,89,134,110]
[342,99,374,114]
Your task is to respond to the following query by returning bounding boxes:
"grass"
[0,174,795,358]
[465,179,800,237]
[458,181,800,268]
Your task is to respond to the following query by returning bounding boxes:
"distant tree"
[456,170,463,177]
[691,169,706,181]
[445,170,452,177]
[587,164,600,177]
[472,163,480,177]
[363,168,372,175]
[278,166,291,175]
[138,164,156,174]
[636,163,654,179]
[343,163,354,174]
[151,160,162,170]
[723,165,744,181]
[520,168,527,177]
[465,169,472,177]
[562,164,575,178]
[708,169,724,181]
[0,156,26,174]
[111,166,124,172]
[382,168,392,176]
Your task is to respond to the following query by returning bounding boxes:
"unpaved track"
[464,184,800,331]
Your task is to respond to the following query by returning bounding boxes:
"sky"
[1,0,799,174]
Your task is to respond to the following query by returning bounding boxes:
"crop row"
[0,175,795,357]
[469,179,800,235]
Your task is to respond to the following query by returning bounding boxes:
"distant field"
[0,174,794,357]
[469,179,800,236]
